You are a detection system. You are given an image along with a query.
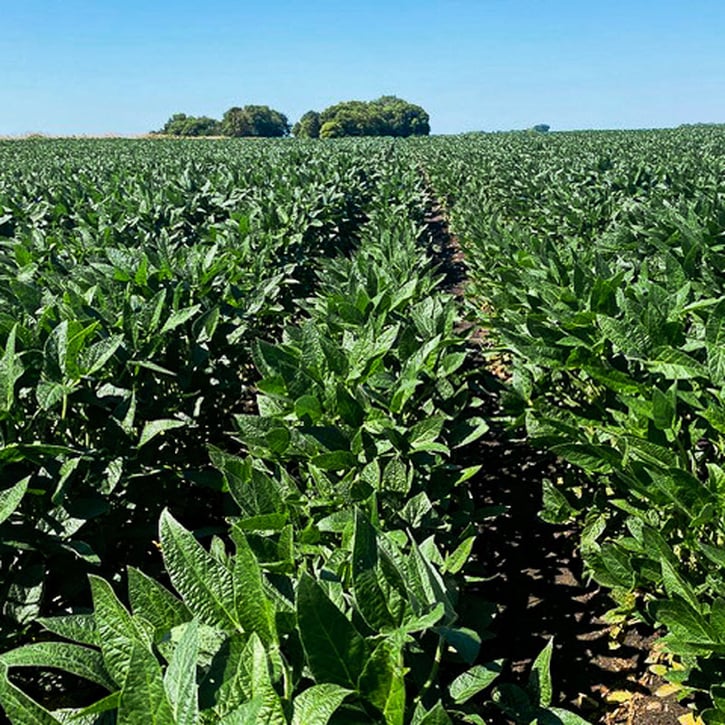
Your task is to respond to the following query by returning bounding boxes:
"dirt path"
[421,186,692,725]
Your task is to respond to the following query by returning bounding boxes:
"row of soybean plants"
[420,127,725,722]
[0,137,384,653]
[0,139,589,724]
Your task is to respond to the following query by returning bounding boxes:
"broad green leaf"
[0,476,29,524]
[311,451,357,471]
[164,619,199,725]
[218,698,265,724]
[127,566,191,640]
[528,637,554,707]
[199,633,251,716]
[542,708,594,724]
[230,525,277,646]
[352,511,403,631]
[661,559,700,611]
[117,642,174,725]
[89,575,152,686]
[296,573,369,688]
[242,633,285,725]
[139,418,186,447]
[80,334,123,376]
[294,394,322,423]
[0,324,23,412]
[291,684,351,725]
[38,614,98,647]
[411,701,453,725]
[159,509,238,630]
[655,599,716,645]
[358,637,406,725]
[645,347,708,380]
[0,642,115,691]
[443,536,476,575]
[449,661,504,704]
[159,304,201,335]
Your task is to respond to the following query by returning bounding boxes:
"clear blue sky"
[2,0,724,135]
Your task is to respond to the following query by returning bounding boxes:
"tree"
[156,113,220,136]
[292,111,321,139]
[220,105,290,137]
[532,124,551,133]
[317,96,430,138]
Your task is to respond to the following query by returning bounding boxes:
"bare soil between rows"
[422,192,692,724]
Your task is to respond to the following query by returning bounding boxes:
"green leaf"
[127,567,191,641]
[294,395,322,423]
[405,538,455,624]
[38,614,98,647]
[218,698,264,724]
[89,575,152,686]
[352,511,404,631]
[311,451,357,471]
[291,684,351,725]
[241,633,286,725]
[117,642,174,725]
[449,661,504,704]
[382,458,409,495]
[230,525,277,646]
[164,619,199,725]
[358,637,406,725]
[139,418,186,448]
[528,637,554,707]
[661,559,700,612]
[0,476,29,524]
[80,334,124,376]
[159,304,202,335]
[411,700,453,725]
[71,691,121,720]
[296,573,369,689]
[0,642,115,691]
[443,536,476,575]
[645,347,708,380]
[652,386,676,431]
[0,324,24,413]
[655,599,716,645]
[542,708,593,724]
[159,510,238,630]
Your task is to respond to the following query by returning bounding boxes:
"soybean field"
[0,128,724,724]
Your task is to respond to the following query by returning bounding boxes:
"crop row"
[420,127,725,722]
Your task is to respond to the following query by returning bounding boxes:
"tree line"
[155,97,430,138]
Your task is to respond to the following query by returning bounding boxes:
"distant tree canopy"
[220,106,290,138]
[157,113,221,137]
[292,111,321,139]
[157,97,431,139]
[532,124,551,133]
[156,106,289,137]
[317,96,430,138]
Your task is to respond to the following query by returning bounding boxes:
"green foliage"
[318,96,430,138]
[220,106,290,137]
[292,111,321,139]
[157,113,221,136]
[420,125,725,719]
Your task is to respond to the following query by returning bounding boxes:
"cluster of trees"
[293,96,430,138]
[155,106,290,138]
[156,97,430,139]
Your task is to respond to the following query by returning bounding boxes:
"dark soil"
[422,189,693,725]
